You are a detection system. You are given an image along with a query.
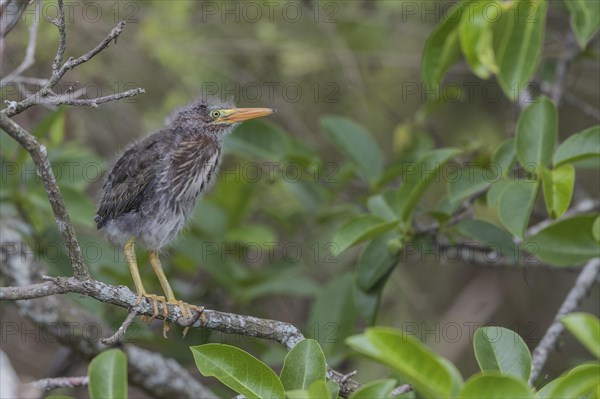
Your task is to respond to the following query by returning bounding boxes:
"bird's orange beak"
[216,108,276,124]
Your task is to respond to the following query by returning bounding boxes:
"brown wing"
[95,134,165,229]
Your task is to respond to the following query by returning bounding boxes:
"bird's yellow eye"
[210,110,222,119]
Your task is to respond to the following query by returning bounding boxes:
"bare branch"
[1,15,136,117]
[1,226,217,399]
[1,0,41,86]
[101,308,141,345]
[49,0,67,73]
[526,199,599,237]
[0,226,382,397]
[32,376,89,392]
[0,113,91,280]
[563,92,600,121]
[529,257,600,385]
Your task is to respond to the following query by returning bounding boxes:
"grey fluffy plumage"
[95,99,233,250]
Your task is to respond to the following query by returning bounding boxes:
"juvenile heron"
[95,98,275,336]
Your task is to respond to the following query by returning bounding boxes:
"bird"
[95,98,275,336]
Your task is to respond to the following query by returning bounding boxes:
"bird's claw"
[136,293,167,325]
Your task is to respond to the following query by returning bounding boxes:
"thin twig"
[101,307,141,345]
[529,258,600,385]
[32,376,89,391]
[563,92,600,121]
[1,0,41,86]
[526,199,599,237]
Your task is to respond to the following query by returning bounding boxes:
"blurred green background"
[1,0,598,397]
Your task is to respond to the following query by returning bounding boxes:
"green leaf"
[327,380,340,399]
[564,0,600,48]
[367,194,398,221]
[87,349,127,399]
[498,180,539,239]
[459,1,499,78]
[454,219,516,261]
[593,216,600,243]
[493,0,547,101]
[516,96,558,170]
[190,344,285,399]
[545,363,600,398]
[460,373,533,398]
[422,1,472,89]
[287,380,331,399]
[487,179,512,208]
[524,215,600,266]
[553,126,600,167]
[320,116,384,185]
[349,379,397,399]
[540,164,575,218]
[308,273,357,361]
[280,339,327,391]
[333,215,398,255]
[356,232,401,292]
[346,327,462,398]
[447,166,492,205]
[473,327,532,380]
[396,148,462,222]
[562,313,600,358]
[493,138,516,176]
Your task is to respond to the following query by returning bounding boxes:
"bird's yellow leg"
[148,250,203,329]
[124,238,165,322]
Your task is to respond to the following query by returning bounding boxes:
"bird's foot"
[135,293,168,325]
[167,300,204,338]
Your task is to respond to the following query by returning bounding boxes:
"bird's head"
[166,98,276,136]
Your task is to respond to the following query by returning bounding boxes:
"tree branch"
[1,0,41,85]
[0,113,91,280]
[0,225,375,397]
[529,257,600,385]
[0,225,218,399]
[32,376,89,392]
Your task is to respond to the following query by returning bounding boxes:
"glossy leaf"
[493,0,547,101]
[459,0,499,78]
[540,164,575,218]
[524,215,599,266]
[454,219,516,261]
[516,96,558,170]
[447,166,492,205]
[346,327,462,398]
[287,380,331,399]
[327,380,340,399]
[473,327,531,380]
[225,119,292,161]
[333,215,398,255]
[565,0,600,48]
[562,313,600,358]
[460,373,533,398]
[396,148,462,222]
[493,138,517,176]
[320,116,384,185]
[356,232,401,292]
[190,344,285,399]
[553,126,600,167]
[422,1,472,89]
[487,179,512,208]
[88,349,127,399]
[280,339,327,391]
[349,379,397,399]
[498,180,539,239]
[545,363,600,398]
[367,194,398,221]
